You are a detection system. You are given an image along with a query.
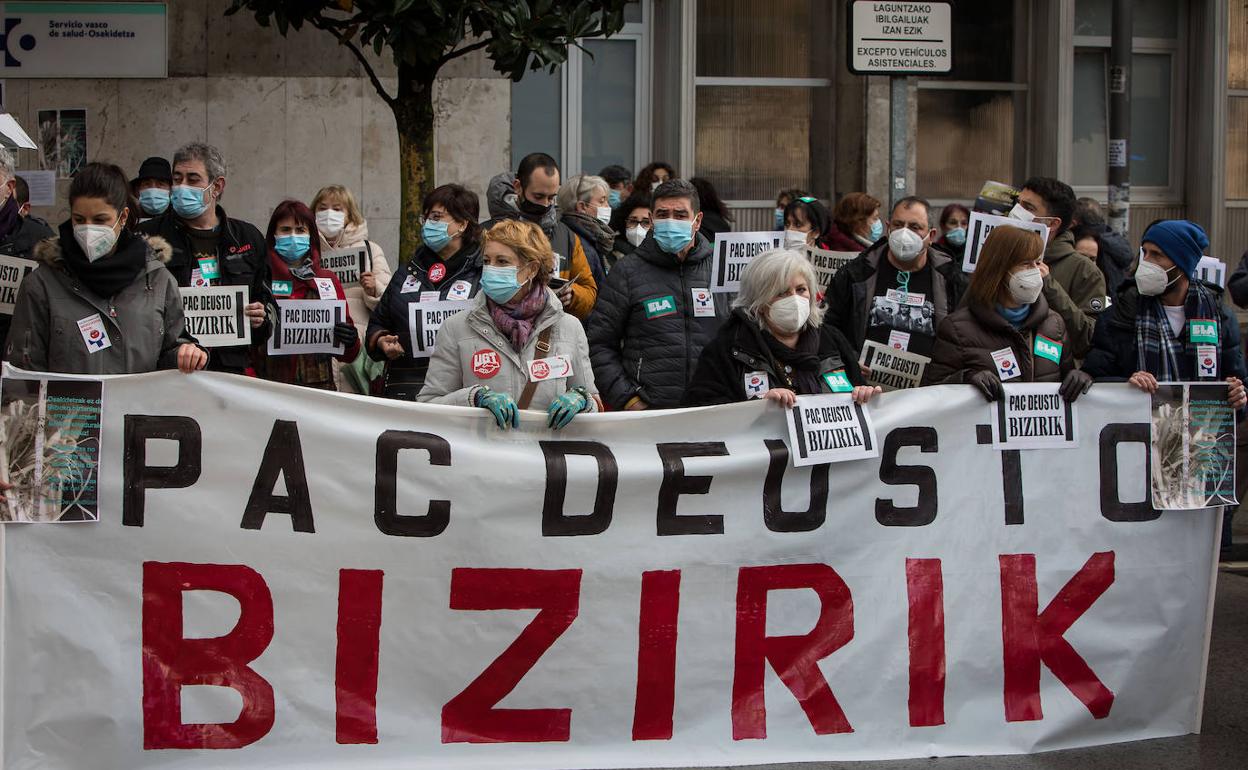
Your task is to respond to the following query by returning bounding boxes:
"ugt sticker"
[822,370,854,393]
[528,355,573,383]
[472,349,502,379]
[1189,319,1218,345]
[1033,334,1062,364]
[644,295,677,319]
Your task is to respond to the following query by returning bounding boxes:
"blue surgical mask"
[274,234,311,263]
[946,226,967,247]
[139,188,170,216]
[422,220,453,253]
[774,207,785,230]
[480,264,523,303]
[170,183,212,219]
[869,219,885,241]
[653,218,694,254]
[608,189,622,209]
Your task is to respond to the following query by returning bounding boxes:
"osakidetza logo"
[0,17,36,67]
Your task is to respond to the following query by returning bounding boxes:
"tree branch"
[310,16,396,108]
[436,37,491,69]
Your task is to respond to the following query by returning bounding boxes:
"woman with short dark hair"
[934,203,970,257]
[783,196,834,250]
[828,192,882,252]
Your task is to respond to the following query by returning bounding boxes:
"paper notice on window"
[710,231,782,293]
[408,300,469,358]
[859,340,929,391]
[180,285,249,348]
[0,253,38,314]
[785,393,879,467]
[963,212,1050,273]
[991,383,1079,450]
[1150,382,1238,510]
[268,299,345,356]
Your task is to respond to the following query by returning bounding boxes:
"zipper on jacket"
[680,261,693,383]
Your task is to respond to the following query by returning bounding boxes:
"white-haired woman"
[557,173,613,287]
[682,249,880,407]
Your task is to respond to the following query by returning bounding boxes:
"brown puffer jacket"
[922,294,1073,385]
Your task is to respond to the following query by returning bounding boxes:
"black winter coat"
[1082,283,1246,382]
[137,206,272,374]
[0,215,55,358]
[1094,225,1134,303]
[587,232,730,409]
[682,311,863,406]
[1227,250,1248,309]
[365,241,482,401]
[822,239,967,352]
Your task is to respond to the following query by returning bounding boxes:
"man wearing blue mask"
[130,156,172,222]
[588,178,730,410]
[138,142,271,375]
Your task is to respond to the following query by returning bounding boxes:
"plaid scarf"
[1135,281,1222,381]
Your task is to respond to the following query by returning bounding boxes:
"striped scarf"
[1135,281,1221,382]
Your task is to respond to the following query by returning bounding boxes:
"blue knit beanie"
[1141,220,1208,278]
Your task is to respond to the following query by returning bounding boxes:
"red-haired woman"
[251,200,360,389]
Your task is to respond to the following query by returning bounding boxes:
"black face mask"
[517,196,552,221]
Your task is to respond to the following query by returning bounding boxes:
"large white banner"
[0,370,1219,769]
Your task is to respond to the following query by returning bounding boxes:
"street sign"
[848,1,953,76]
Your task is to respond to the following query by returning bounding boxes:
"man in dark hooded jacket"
[0,147,54,358]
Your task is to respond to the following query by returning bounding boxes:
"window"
[1227,0,1248,200]
[693,0,833,204]
[915,0,1025,200]
[1070,0,1184,199]
[509,1,650,176]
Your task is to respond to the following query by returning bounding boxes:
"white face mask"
[74,222,120,262]
[316,208,346,237]
[595,205,612,225]
[1007,267,1044,305]
[888,226,926,263]
[767,294,811,334]
[626,224,648,247]
[1135,259,1177,297]
[784,229,809,248]
[1008,203,1035,222]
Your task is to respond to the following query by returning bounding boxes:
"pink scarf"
[488,282,548,350]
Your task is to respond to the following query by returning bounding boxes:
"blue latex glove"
[547,387,589,430]
[475,387,518,429]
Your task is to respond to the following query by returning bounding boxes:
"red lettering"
[442,568,582,743]
[335,569,384,744]
[906,557,946,727]
[731,563,854,740]
[141,561,274,749]
[632,569,681,741]
[1000,552,1116,721]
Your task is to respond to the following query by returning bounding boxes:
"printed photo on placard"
[1151,383,1238,510]
[1,376,103,523]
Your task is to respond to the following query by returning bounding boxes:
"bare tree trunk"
[394,66,437,261]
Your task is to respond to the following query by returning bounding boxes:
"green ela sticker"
[822,370,854,393]
[1189,320,1218,345]
[1033,334,1062,364]
[644,295,677,319]
[272,280,293,297]
[198,257,220,280]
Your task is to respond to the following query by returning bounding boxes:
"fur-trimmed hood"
[35,231,172,268]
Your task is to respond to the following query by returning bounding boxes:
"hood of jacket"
[487,171,559,234]
[35,231,172,271]
[1044,230,1078,265]
[632,229,714,270]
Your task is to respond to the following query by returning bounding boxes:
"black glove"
[333,322,358,347]
[968,369,1004,402]
[1059,369,1093,403]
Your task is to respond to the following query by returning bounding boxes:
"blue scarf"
[996,303,1031,328]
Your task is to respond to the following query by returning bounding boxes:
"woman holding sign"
[250,200,359,390]
[682,249,879,407]
[6,163,207,375]
[311,184,392,393]
[923,226,1091,402]
[417,219,598,430]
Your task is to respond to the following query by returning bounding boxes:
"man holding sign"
[822,196,966,383]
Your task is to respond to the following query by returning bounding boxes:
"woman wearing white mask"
[556,174,612,290]
[311,184,392,393]
[609,192,652,268]
[683,249,878,407]
[924,226,1090,402]
[6,162,207,374]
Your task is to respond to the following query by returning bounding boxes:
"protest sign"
[1196,256,1227,288]
[408,300,470,358]
[0,369,1220,768]
[992,383,1078,450]
[973,180,1019,215]
[180,286,250,348]
[268,299,345,356]
[321,245,370,288]
[962,212,1050,273]
[859,340,929,391]
[1151,382,1237,510]
[806,245,858,289]
[0,374,101,522]
[0,253,38,314]
[785,393,878,466]
[711,231,782,293]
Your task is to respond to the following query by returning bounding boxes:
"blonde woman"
[417,219,598,430]
[311,184,392,392]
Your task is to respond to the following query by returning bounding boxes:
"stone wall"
[5,0,511,262]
